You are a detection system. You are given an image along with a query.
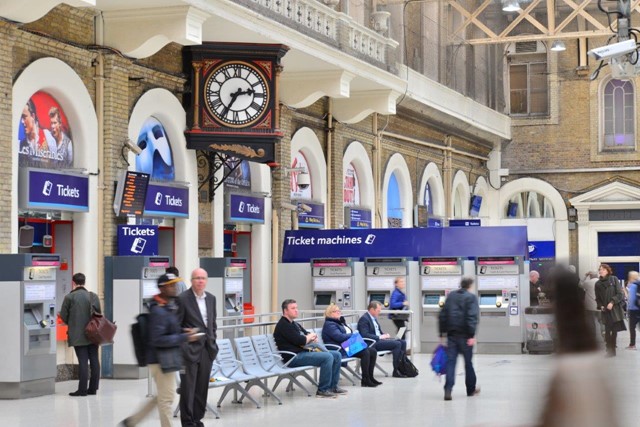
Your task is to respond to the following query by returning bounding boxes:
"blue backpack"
[430,344,447,376]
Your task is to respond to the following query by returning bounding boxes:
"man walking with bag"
[60,272,101,396]
[439,277,480,401]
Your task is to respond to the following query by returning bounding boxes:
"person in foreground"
[274,299,345,398]
[177,268,218,427]
[537,267,619,427]
[438,277,479,401]
[120,274,199,427]
[60,272,101,397]
[321,303,381,387]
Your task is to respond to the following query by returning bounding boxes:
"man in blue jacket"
[626,272,640,350]
[439,277,480,401]
[120,274,198,427]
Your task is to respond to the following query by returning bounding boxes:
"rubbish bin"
[524,306,555,354]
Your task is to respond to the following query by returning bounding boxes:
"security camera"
[296,171,310,190]
[297,203,312,213]
[124,138,143,155]
[587,39,637,61]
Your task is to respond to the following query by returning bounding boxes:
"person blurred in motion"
[389,277,409,339]
[582,270,603,343]
[529,270,543,306]
[166,266,188,294]
[538,267,619,427]
[439,277,479,401]
[120,274,198,427]
[626,271,640,350]
[595,264,626,357]
[321,304,381,387]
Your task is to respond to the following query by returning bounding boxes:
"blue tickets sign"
[282,226,528,263]
[428,218,444,228]
[144,183,189,218]
[22,169,89,212]
[228,194,265,223]
[298,202,325,228]
[449,219,481,227]
[117,225,159,256]
[528,241,556,260]
[348,208,372,229]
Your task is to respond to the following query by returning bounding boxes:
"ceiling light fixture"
[550,40,566,52]
[502,0,521,13]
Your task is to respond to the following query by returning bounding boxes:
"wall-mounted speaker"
[19,225,35,248]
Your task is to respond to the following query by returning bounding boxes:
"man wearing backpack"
[439,277,480,401]
[120,274,198,427]
[626,271,640,350]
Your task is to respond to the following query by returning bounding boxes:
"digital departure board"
[113,171,150,217]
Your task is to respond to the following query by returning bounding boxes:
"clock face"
[204,62,269,127]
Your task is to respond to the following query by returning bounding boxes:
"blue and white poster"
[117,225,159,256]
[136,117,175,181]
[21,169,89,212]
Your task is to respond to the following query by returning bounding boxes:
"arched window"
[602,78,635,150]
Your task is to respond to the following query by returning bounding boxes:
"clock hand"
[222,88,243,116]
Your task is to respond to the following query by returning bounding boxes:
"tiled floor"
[2,336,639,427]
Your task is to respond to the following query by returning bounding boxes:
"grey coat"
[595,276,625,325]
[60,287,101,347]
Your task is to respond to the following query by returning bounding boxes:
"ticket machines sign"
[144,182,189,218]
[226,194,265,224]
[20,168,89,212]
[117,225,159,256]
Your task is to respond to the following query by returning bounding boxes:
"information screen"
[370,293,386,304]
[114,171,150,217]
[424,294,441,305]
[24,282,55,302]
[315,294,332,305]
[480,295,497,306]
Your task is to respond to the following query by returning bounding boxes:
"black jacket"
[177,289,218,364]
[439,288,479,338]
[595,275,625,324]
[146,296,187,371]
[273,316,308,361]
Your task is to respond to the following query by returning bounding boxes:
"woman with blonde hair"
[321,304,381,387]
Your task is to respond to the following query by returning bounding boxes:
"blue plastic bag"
[341,332,367,357]
[430,344,447,376]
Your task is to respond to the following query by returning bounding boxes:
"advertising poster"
[343,163,360,206]
[18,91,73,169]
[136,117,175,181]
[224,157,251,190]
[387,172,402,228]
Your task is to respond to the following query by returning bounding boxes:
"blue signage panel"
[25,169,89,212]
[144,183,189,218]
[349,208,372,229]
[449,219,481,227]
[228,194,265,224]
[298,202,325,228]
[428,218,443,228]
[117,225,159,256]
[528,241,556,260]
[282,226,528,263]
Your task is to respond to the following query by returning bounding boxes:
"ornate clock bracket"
[197,151,241,202]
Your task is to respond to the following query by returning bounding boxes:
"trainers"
[626,345,636,350]
[316,390,337,399]
[444,390,452,401]
[332,387,348,394]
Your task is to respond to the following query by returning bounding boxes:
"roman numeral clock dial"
[204,62,269,127]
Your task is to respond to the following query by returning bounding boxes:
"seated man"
[358,300,408,378]
[273,299,346,398]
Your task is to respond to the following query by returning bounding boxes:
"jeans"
[629,310,640,346]
[288,350,341,392]
[74,344,100,394]
[444,336,476,396]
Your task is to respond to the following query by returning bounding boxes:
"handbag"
[84,292,117,345]
[341,332,367,357]
[430,344,447,376]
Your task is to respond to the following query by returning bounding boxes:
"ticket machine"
[365,257,407,334]
[311,258,354,310]
[475,256,529,354]
[0,254,60,398]
[200,258,246,318]
[419,257,467,352]
[103,255,171,378]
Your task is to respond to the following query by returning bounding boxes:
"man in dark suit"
[357,300,407,377]
[177,268,218,427]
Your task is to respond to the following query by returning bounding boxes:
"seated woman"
[321,304,381,387]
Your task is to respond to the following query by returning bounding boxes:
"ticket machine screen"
[315,294,332,306]
[424,294,441,305]
[370,293,386,304]
[480,295,497,306]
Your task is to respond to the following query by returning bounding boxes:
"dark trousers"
[444,336,476,396]
[372,339,406,370]
[604,326,618,355]
[180,350,214,427]
[353,347,377,381]
[629,310,640,346]
[392,319,407,339]
[74,344,100,394]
